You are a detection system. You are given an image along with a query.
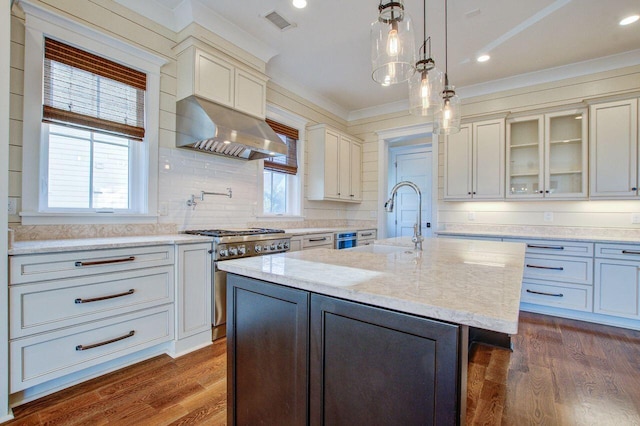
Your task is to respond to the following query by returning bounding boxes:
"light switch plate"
[8,198,17,215]
[632,213,640,224]
[468,211,476,221]
[544,212,553,222]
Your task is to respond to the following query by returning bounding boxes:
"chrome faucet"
[384,181,423,251]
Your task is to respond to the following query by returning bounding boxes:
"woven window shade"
[43,38,147,141]
[265,118,298,175]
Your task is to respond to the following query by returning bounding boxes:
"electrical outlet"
[544,212,553,222]
[632,213,640,224]
[468,211,476,221]
[8,198,17,215]
[158,202,168,216]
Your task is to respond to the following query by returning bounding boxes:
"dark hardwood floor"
[5,311,640,425]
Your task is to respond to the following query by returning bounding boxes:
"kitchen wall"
[349,64,640,234]
[8,0,367,238]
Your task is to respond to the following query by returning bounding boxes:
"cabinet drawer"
[508,238,593,257]
[357,230,377,240]
[10,305,174,392]
[302,233,334,248]
[521,281,593,312]
[523,254,593,285]
[10,245,174,285]
[10,266,174,338]
[595,243,640,260]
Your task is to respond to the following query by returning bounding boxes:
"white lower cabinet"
[302,233,334,250]
[9,245,177,393]
[504,238,594,312]
[175,243,211,340]
[595,243,640,320]
[10,305,173,391]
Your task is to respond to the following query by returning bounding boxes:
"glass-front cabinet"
[506,109,587,199]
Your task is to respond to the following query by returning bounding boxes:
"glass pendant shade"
[371,1,416,86]
[434,86,461,135]
[408,59,443,116]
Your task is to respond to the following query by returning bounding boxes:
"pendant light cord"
[444,0,449,86]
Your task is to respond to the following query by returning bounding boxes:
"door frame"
[376,123,438,238]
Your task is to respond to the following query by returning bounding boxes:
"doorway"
[387,144,433,238]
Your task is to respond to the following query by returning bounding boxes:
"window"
[20,7,164,224]
[262,114,304,217]
[41,38,144,213]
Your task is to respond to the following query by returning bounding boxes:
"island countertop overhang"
[217,237,526,334]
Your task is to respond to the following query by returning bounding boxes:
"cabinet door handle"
[360,232,373,237]
[632,187,637,191]
[526,289,564,297]
[622,250,640,255]
[75,289,135,304]
[539,190,544,194]
[526,244,564,250]
[75,256,136,267]
[76,330,135,351]
[526,264,564,271]
[309,237,327,242]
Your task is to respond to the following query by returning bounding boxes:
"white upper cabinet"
[444,118,505,200]
[308,124,362,202]
[177,45,268,119]
[507,109,587,199]
[589,98,639,198]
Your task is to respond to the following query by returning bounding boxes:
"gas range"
[184,228,291,260]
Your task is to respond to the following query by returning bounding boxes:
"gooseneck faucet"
[384,181,423,251]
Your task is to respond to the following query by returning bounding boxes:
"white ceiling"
[115,0,640,120]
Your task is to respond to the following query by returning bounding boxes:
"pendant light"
[408,0,443,116]
[371,0,416,86]
[435,0,461,134]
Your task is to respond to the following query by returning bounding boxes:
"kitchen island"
[218,237,526,425]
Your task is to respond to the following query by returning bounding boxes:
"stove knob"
[283,242,290,250]
[229,247,238,256]
[270,243,276,250]
[238,246,246,255]
[254,245,262,253]
[219,249,228,257]
[277,242,283,250]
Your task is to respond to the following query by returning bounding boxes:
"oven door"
[212,261,227,340]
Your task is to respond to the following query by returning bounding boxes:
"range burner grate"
[185,228,285,237]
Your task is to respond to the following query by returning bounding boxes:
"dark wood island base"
[227,274,471,426]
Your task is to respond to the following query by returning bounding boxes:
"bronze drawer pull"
[621,250,640,255]
[526,264,564,271]
[75,256,136,267]
[526,289,564,297]
[360,233,374,237]
[526,244,564,250]
[75,289,135,304]
[308,237,327,242]
[75,330,135,351]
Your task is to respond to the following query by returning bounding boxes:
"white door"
[388,146,432,238]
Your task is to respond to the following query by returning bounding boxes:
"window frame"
[20,3,165,225]
[258,105,307,219]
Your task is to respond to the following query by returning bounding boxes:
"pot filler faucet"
[384,181,423,251]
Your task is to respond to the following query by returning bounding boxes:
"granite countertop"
[217,236,526,334]
[8,234,214,255]
[436,229,640,244]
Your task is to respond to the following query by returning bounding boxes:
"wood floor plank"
[5,314,640,426]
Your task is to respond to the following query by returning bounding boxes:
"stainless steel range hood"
[176,95,286,160]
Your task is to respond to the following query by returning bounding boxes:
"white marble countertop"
[8,234,214,255]
[437,229,640,244]
[217,237,526,334]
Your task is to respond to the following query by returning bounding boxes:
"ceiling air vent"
[263,10,296,31]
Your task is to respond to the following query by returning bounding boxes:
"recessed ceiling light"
[476,54,490,63]
[292,0,307,9]
[620,15,639,26]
